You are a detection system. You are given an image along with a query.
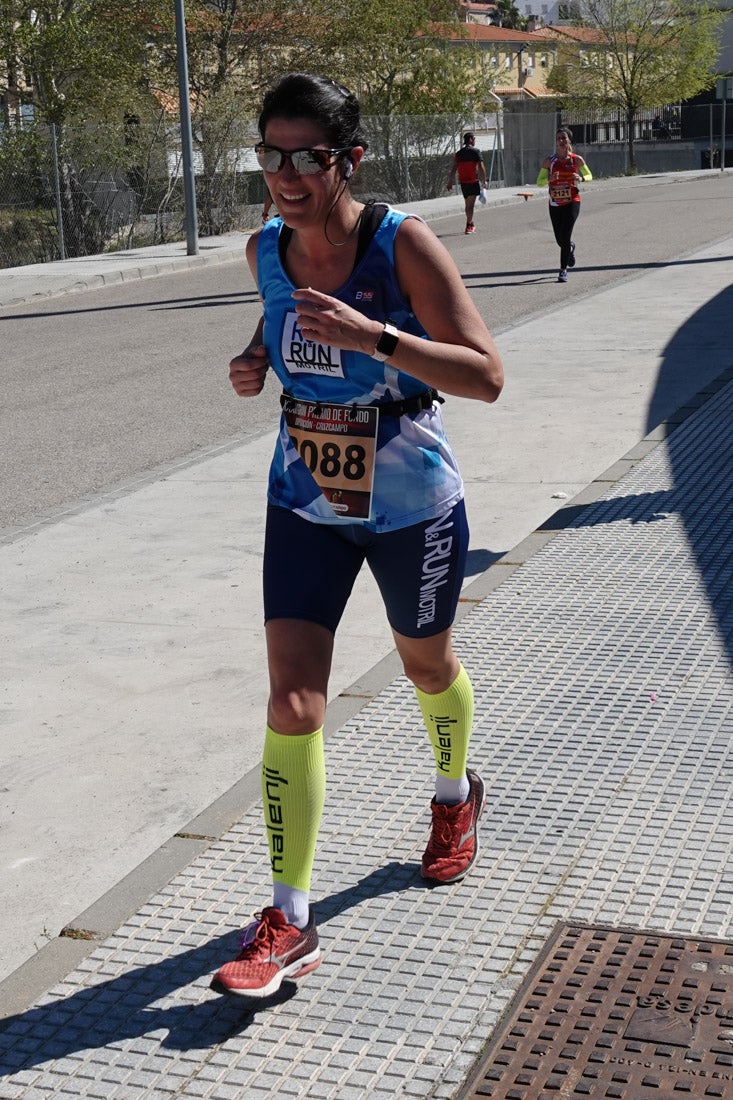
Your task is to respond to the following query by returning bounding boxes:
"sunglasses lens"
[255,146,283,172]
[291,150,329,174]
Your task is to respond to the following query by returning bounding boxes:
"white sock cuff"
[272,883,310,929]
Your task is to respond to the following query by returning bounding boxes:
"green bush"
[0,208,59,267]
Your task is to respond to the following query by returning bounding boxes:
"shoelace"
[238,912,273,953]
[430,805,462,852]
[433,829,456,852]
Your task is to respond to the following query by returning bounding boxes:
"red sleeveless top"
[548,153,582,207]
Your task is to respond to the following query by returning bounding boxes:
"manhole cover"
[458,923,733,1099]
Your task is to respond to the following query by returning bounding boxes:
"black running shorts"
[263,500,469,639]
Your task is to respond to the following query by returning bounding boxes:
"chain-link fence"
[0,101,729,270]
[0,111,501,269]
[0,113,266,268]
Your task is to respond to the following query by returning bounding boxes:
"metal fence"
[558,101,733,157]
[0,114,264,268]
[0,102,729,270]
[0,111,499,269]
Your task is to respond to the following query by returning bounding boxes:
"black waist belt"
[280,388,442,418]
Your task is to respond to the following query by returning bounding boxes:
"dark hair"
[557,127,573,142]
[463,132,475,144]
[258,73,369,153]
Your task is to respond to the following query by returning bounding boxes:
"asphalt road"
[1,170,731,534]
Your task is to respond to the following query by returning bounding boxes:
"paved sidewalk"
[1,176,732,1097]
[1,362,732,1098]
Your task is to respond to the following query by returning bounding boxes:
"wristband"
[372,322,399,362]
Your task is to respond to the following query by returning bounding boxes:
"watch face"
[375,324,399,360]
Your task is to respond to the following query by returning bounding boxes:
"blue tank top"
[257,205,463,531]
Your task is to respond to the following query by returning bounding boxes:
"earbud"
[343,159,354,180]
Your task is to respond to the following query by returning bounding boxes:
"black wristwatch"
[372,322,399,362]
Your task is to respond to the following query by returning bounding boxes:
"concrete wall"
[581,142,702,177]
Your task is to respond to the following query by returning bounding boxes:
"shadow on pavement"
[466,547,505,576]
[0,930,259,1074]
[462,253,733,289]
[653,285,733,669]
[0,862,418,1073]
[0,288,260,322]
[646,284,733,430]
[539,284,733,669]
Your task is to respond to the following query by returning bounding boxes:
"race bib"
[282,398,379,520]
[550,182,572,202]
[281,310,345,378]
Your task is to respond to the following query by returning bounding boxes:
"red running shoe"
[465,222,475,234]
[421,770,485,884]
[210,907,320,998]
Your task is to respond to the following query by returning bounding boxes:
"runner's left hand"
[292,287,381,355]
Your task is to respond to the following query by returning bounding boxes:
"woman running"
[211,72,504,999]
[537,127,592,283]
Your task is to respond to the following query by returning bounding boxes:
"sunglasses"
[254,143,352,175]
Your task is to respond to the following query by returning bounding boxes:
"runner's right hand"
[229,344,269,397]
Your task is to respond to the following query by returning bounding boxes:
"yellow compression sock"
[415,663,474,781]
[261,725,326,895]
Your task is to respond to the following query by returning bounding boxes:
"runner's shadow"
[466,548,504,576]
[0,930,260,1074]
[0,863,417,1070]
[315,860,424,923]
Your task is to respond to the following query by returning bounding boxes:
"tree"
[144,0,320,118]
[0,1,152,125]
[0,2,160,256]
[306,0,489,200]
[146,0,489,207]
[0,0,494,253]
[143,0,349,234]
[496,0,528,29]
[547,0,725,169]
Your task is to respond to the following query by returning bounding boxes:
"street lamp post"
[516,43,528,184]
[174,0,199,255]
[722,77,730,173]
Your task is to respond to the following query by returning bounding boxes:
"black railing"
[559,105,683,145]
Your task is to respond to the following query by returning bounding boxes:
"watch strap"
[372,322,399,362]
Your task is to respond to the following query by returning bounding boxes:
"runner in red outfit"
[447,133,487,234]
[537,127,592,283]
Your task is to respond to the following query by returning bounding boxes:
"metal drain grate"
[458,923,733,1099]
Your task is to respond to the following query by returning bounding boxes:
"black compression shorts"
[263,500,469,638]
